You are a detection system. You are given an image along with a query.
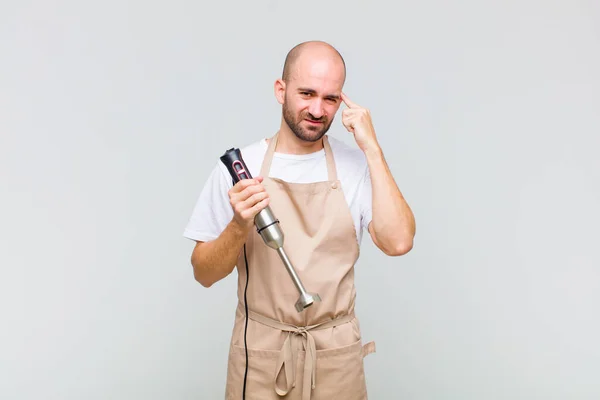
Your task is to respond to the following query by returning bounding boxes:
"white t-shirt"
[183,135,373,246]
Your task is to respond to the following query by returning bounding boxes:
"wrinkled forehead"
[288,57,345,93]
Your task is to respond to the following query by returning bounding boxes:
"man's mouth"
[304,119,323,125]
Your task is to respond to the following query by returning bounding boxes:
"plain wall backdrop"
[1,1,599,399]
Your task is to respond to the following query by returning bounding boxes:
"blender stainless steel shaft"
[220,147,321,312]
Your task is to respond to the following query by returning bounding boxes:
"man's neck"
[271,123,324,155]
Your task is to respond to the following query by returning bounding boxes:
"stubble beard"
[282,100,333,143]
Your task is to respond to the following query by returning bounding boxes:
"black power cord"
[242,243,249,400]
[220,151,251,399]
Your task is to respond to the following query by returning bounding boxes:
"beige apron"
[225,132,375,400]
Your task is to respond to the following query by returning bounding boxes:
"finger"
[251,197,270,215]
[242,191,269,209]
[242,197,270,219]
[233,189,266,215]
[341,92,359,108]
[231,178,261,193]
[342,108,359,117]
[232,184,265,204]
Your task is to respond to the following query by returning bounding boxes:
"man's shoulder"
[327,135,368,170]
[328,134,364,157]
[240,137,268,159]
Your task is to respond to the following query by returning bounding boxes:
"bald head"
[281,41,346,83]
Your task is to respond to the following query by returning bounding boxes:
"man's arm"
[191,220,248,287]
[191,177,270,287]
[364,147,415,256]
[340,92,416,256]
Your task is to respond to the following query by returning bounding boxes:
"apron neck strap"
[259,132,337,181]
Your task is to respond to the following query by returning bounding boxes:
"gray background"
[1,0,599,399]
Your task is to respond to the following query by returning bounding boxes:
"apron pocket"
[312,339,370,400]
[225,344,282,400]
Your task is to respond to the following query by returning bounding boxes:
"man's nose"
[308,99,324,119]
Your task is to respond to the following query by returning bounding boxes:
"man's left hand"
[340,92,380,154]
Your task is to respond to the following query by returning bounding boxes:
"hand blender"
[220,148,321,312]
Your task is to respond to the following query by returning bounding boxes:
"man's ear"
[274,78,286,105]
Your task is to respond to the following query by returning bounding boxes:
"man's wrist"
[229,218,251,239]
[363,142,383,160]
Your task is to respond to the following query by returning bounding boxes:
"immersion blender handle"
[220,148,253,183]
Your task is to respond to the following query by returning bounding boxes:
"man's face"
[280,58,345,143]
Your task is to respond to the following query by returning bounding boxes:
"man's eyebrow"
[297,88,317,94]
[297,88,340,100]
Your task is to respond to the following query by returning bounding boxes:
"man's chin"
[294,130,325,143]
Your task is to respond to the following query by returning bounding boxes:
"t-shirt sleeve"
[359,165,373,232]
[183,162,234,242]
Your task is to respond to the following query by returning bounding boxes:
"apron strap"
[259,132,338,181]
[248,310,354,400]
[362,341,376,358]
[259,133,278,178]
[323,135,337,182]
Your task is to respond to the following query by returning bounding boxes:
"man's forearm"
[338,92,415,256]
[366,146,416,256]
[191,220,249,287]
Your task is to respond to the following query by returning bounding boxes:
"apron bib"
[225,133,375,400]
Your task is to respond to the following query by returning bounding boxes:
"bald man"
[183,41,415,400]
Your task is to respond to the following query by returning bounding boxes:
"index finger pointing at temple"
[341,92,359,108]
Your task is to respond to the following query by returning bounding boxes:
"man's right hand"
[191,177,270,288]
[228,176,270,231]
